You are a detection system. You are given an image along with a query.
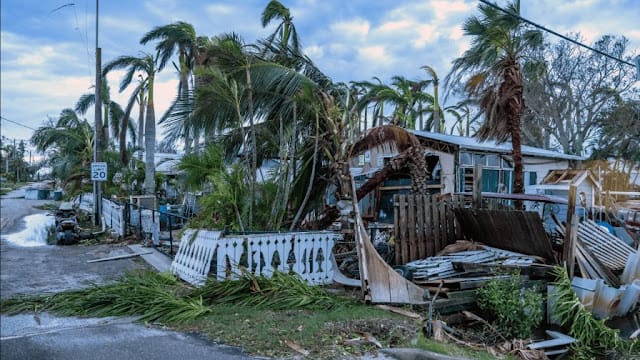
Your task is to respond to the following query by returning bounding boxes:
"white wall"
[523,158,570,193]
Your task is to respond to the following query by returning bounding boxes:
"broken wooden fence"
[171,230,340,286]
[393,194,464,265]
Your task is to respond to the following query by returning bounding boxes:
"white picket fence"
[171,230,340,286]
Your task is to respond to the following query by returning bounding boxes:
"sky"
[1,0,639,150]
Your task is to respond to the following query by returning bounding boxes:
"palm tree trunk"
[119,105,129,164]
[269,113,285,228]
[290,112,319,231]
[180,67,193,153]
[138,96,145,161]
[143,76,156,196]
[506,60,525,203]
[433,83,441,133]
[246,65,256,230]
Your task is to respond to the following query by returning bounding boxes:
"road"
[0,185,260,360]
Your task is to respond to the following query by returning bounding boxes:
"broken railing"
[170,229,341,286]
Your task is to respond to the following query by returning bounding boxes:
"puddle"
[2,213,54,247]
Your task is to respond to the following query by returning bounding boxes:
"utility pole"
[13,138,17,182]
[93,0,103,226]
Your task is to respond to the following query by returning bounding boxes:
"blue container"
[159,205,168,225]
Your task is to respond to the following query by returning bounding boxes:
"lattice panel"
[170,229,220,286]
[217,232,339,285]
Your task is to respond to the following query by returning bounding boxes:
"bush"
[476,273,543,339]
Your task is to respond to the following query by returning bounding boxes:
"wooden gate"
[393,194,464,264]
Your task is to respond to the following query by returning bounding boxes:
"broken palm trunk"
[346,170,428,304]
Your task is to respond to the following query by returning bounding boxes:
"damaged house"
[351,130,584,223]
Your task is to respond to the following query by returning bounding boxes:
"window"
[473,154,486,166]
[460,152,472,165]
[486,154,500,167]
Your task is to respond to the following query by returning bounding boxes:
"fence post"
[138,205,142,240]
[168,214,173,257]
[563,184,578,279]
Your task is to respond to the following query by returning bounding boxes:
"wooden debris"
[349,174,428,304]
[375,304,423,320]
[87,251,153,263]
[454,208,555,261]
[436,240,482,256]
[344,332,382,348]
[283,339,309,356]
[452,261,556,279]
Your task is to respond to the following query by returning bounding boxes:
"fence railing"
[171,229,340,286]
[74,194,186,256]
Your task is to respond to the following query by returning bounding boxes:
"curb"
[127,244,172,273]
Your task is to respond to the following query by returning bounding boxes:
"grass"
[1,270,519,359]
[0,181,26,195]
[173,304,418,359]
[415,335,518,360]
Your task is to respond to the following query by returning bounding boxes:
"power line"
[478,0,636,68]
[0,116,37,131]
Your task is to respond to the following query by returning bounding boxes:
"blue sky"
[1,0,639,146]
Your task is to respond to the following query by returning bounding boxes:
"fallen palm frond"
[1,271,210,324]
[551,266,640,359]
[195,270,351,310]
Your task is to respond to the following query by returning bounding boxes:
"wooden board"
[351,176,427,304]
[454,208,555,261]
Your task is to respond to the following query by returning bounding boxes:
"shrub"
[476,273,543,339]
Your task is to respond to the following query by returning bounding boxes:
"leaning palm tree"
[446,0,543,196]
[141,21,198,152]
[31,109,95,194]
[261,0,300,56]
[104,53,162,195]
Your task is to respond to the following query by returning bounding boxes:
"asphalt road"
[0,185,260,360]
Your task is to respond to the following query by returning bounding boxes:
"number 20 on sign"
[91,162,108,181]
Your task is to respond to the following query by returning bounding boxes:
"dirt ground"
[0,186,149,299]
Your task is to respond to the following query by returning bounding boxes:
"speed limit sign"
[91,162,108,181]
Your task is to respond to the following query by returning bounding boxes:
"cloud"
[330,19,370,41]
[304,44,324,60]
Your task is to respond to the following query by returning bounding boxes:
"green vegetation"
[551,267,640,359]
[195,270,350,310]
[476,272,543,339]
[415,335,517,360]
[0,270,416,358]
[1,271,210,324]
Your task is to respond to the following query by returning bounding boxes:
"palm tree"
[261,0,300,56]
[104,53,162,195]
[141,21,198,153]
[75,76,131,155]
[421,65,443,132]
[31,109,95,194]
[446,0,543,196]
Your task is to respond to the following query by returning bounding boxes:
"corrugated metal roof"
[410,130,584,161]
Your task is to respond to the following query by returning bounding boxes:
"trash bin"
[53,191,63,201]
